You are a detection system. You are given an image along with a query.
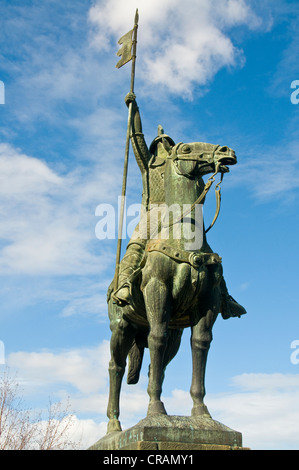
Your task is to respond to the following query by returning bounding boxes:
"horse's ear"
[162,137,173,155]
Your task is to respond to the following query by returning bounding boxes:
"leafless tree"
[0,369,80,450]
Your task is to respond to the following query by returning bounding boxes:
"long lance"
[114,9,139,293]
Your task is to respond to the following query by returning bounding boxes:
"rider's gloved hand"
[125,92,136,107]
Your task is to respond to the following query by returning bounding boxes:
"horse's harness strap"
[205,171,223,233]
[163,162,224,233]
[146,241,222,268]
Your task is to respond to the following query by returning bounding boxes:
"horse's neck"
[164,159,203,205]
[161,159,208,253]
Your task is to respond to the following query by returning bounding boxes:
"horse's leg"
[146,328,182,389]
[107,317,136,433]
[190,305,218,418]
[143,277,170,416]
[161,328,183,383]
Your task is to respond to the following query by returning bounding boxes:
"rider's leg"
[203,240,246,319]
[112,240,146,305]
[220,277,247,319]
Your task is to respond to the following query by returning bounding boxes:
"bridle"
[162,159,225,233]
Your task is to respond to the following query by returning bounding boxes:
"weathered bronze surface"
[101,92,246,441]
[89,415,249,451]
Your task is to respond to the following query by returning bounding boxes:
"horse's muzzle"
[215,146,237,166]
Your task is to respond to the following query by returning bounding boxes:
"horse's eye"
[181,144,191,154]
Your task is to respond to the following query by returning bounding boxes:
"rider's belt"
[146,241,222,268]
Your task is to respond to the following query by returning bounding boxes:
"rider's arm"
[125,93,151,174]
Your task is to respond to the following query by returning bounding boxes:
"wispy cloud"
[226,137,299,202]
[265,1,299,98]
[0,1,121,141]
[61,289,108,319]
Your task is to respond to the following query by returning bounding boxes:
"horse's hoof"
[107,418,122,433]
[147,401,167,416]
[191,404,211,418]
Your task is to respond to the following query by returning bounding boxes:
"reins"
[205,168,224,233]
[162,161,224,233]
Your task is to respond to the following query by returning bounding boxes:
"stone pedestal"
[89,415,248,451]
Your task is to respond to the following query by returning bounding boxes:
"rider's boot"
[220,278,247,319]
[112,242,145,306]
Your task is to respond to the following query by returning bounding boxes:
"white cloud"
[8,341,111,395]
[162,373,299,449]
[89,0,263,98]
[7,338,299,449]
[5,340,149,446]
[206,373,299,449]
[70,417,107,449]
[231,372,299,391]
[0,143,116,276]
[0,144,62,195]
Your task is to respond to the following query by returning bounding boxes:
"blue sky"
[0,0,299,450]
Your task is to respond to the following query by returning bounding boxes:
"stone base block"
[89,415,249,451]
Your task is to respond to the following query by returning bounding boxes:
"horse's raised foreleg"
[143,277,170,416]
[106,317,136,433]
[190,307,218,418]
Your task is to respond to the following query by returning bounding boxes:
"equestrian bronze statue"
[105,91,246,434]
[104,11,246,434]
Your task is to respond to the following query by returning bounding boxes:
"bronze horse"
[106,140,239,433]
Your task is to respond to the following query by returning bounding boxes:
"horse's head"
[169,141,237,175]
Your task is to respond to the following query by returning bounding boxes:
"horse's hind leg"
[161,328,183,383]
[190,307,218,418]
[107,316,136,433]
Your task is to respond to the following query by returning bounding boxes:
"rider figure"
[111,92,246,320]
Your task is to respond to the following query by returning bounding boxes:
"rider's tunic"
[129,110,168,242]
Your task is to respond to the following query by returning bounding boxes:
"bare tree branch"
[0,368,80,450]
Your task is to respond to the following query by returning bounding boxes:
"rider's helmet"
[149,125,175,157]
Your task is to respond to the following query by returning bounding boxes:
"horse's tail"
[127,337,146,385]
